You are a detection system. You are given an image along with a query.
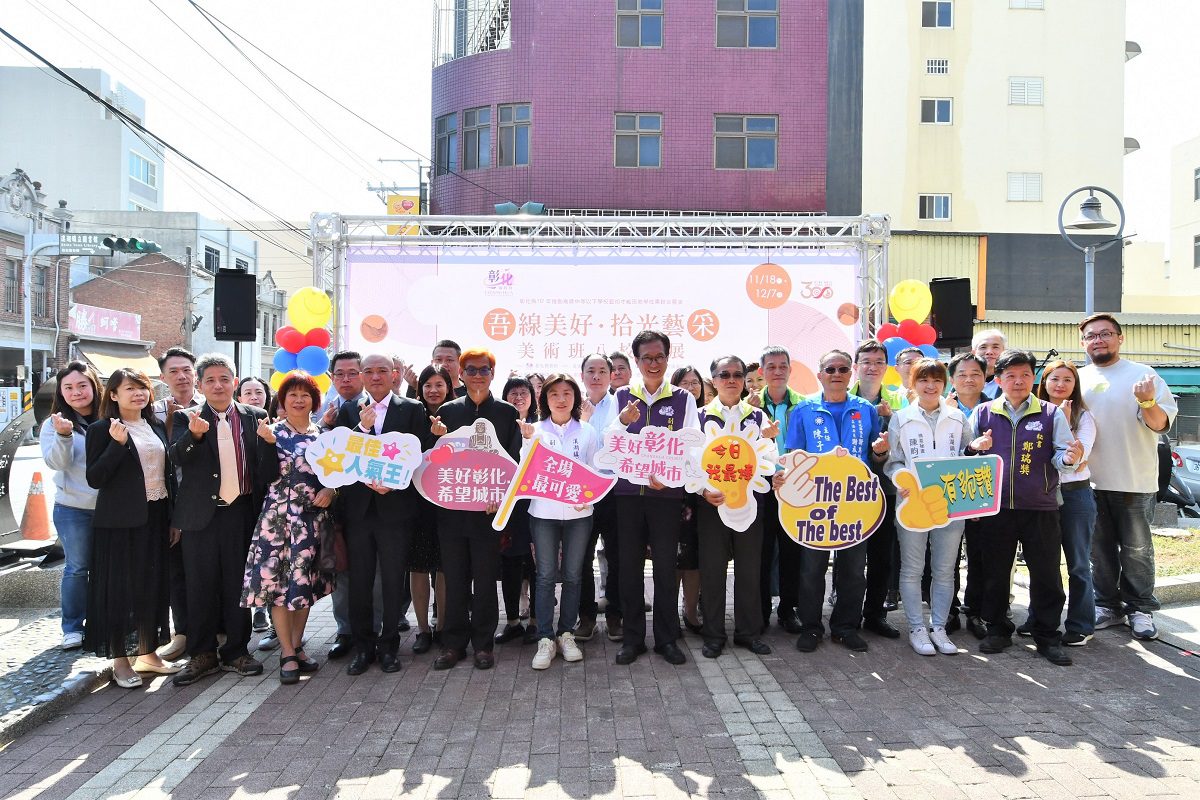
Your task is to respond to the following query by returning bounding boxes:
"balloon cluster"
[271,287,334,394]
[879,280,940,389]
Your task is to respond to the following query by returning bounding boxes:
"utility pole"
[373,158,429,212]
[183,246,193,351]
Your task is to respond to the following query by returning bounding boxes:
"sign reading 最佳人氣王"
[305,428,424,490]
[892,455,1004,533]
[684,414,777,532]
[413,419,520,512]
[593,425,704,488]
[775,448,886,550]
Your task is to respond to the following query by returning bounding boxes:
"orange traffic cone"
[21,471,52,540]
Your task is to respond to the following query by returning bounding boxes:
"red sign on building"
[68,303,142,341]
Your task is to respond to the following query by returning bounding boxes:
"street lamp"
[1058,186,1125,316]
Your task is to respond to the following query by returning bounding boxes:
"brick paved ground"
[1,574,1199,799]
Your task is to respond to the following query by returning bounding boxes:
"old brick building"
[72,254,194,360]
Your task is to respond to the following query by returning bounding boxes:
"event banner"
[893,455,1004,533]
[413,420,519,511]
[306,428,423,490]
[685,415,777,532]
[343,245,861,395]
[775,448,886,550]
[593,425,705,487]
[492,437,618,530]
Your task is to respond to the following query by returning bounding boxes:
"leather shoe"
[831,631,869,652]
[1036,642,1073,666]
[494,623,525,644]
[474,651,495,670]
[379,652,401,673]
[795,632,820,652]
[346,651,374,675]
[979,634,1013,654]
[328,634,353,660]
[683,617,704,635]
[654,641,687,665]
[396,620,411,633]
[862,616,901,639]
[433,648,464,670]
[701,641,723,658]
[945,613,962,634]
[615,643,647,665]
[733,637,772,655]
[412,631,434,654]
[777,610,803,634]
[967,616,988,640]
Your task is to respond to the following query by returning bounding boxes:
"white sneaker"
[532,637,556,670]
[558,632,583,662]
[908,626,935,656]
[1095,607,1126,630]
[61,631,83,650]
[1129,611,1158,640]
[929,626,958,655]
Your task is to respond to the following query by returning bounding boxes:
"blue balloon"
[883,337,910,365]
[296,345,330,375]
[273,349,297,374]
[918,344,940,358]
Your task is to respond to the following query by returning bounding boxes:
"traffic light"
[102,236,161,254]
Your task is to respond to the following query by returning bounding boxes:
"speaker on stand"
[928,277,975,351]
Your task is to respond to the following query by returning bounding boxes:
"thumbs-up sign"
[430,415,447,436]
[894,470,950,531]
[50,412,74,436]
[256,418,277,444]
[187,408,209,440]
[618,398,641,426]
[970,428,993,452]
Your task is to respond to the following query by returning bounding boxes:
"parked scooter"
[1159,436,1200,518]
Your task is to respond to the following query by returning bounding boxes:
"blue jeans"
[54,504,94,635]
[1060,485,1097,634]
[898,520,964,630]
[1092,491,1159,614]
[530,516,592,640]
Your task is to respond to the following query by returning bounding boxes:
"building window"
[463,107,492,171]
[920,98,953,124]
[918,194,952,220]
[434,113,457,176]
[1194,167,1199,201]
[1007,172,1043,202]
[3,258,17,313]
[1009,0,1044,9]
[261,311,269,346]
[235,258,249,271]
[715,115,777,170]
[716,0,778,49]
[129,151,157,188]
[926,58,949,75]
[615,114,662,168]
[128,201,152,212]
[1009,77,1044,105]
[204,246,221,272]
[498,104,531,167]
[617,0,663,48]
[1194,235,1200,269]
[31,265,47,317]
[921,1,953,27]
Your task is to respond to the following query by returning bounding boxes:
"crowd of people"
[39,311,1177,686]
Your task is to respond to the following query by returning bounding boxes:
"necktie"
[216,411,240,504]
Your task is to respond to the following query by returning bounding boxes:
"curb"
[0,666,112,746]
[1156,572,1200,605]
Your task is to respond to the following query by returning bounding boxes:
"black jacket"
[168,402,270,531]
[334,393,431,522]
[435,392,522,462]
[85,417,172,528]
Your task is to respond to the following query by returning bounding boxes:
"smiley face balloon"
[888,280,933,324]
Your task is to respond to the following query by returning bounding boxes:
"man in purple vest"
[608,330,699,665]
[966,350,1085,666]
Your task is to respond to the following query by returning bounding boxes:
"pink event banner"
[68,303,141,341]
[343,246,861,396]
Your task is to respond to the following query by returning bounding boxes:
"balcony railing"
[433,0,511,66]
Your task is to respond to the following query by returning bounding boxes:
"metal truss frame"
[309,213,890,348]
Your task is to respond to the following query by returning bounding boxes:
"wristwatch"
[1137,398,1157,409]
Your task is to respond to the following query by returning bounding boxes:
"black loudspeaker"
[929,277,975,348]
[213,269,258,342]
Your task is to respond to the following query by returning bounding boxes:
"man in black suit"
[170,353,268,686]
[335,353,431,675]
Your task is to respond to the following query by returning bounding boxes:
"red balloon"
[897,319,921,342]
[913,323,938,346]
[877,323,899,341]
[275,326,305,354]
[305,328,331,349]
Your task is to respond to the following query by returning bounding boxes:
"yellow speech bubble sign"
[776,448,886,550]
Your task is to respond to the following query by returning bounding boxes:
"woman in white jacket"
[38,362,102,650]
[884,359,973,656]
[520,374,602,670]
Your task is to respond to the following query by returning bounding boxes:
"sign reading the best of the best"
[775,448,886,550]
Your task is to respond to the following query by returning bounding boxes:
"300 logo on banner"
[797,281,834,300]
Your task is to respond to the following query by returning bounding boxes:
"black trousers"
[961,518,986,614]
[500,552,536,622]
[579,494,617,620]
[345,512,411,655]
[438,509,501,653]
[978,508,1064,645]
[168,539,188,637]
[697,502,763,643]
[863,502,897,620]
[799,539,867,637]
[759,491,801,623]
[616,494,682,647]
[182,497,255,662]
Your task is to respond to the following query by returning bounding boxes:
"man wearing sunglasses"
[779,350,887,653]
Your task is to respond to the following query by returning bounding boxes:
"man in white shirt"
[972,329,1007,400]
[1078,313,1177,641]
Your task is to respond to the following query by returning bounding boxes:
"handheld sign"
[492,436,618,530]
[593,425,704,488]
[684,414,777,532]
[775,447,885,550]
[893,454,1003,533]
[414,419,519,511]
[306,428,423,490]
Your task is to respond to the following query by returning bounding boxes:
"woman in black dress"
[84,368,174,688]
[495,376,539,644]
[409,365,452,654]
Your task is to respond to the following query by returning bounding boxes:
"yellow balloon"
[882,366,902,390]
[888,279,933,323]
[287,287,332,334]
[269,371,285,392]
[315,373,332,394]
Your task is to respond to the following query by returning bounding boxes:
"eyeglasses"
[822,366,852,375]
[332,370,361,380]
[1082,330,1117,342]
[638,354,667,365]
[463,365,493,377]
[856,360,886,368]
[714,371,745,381]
